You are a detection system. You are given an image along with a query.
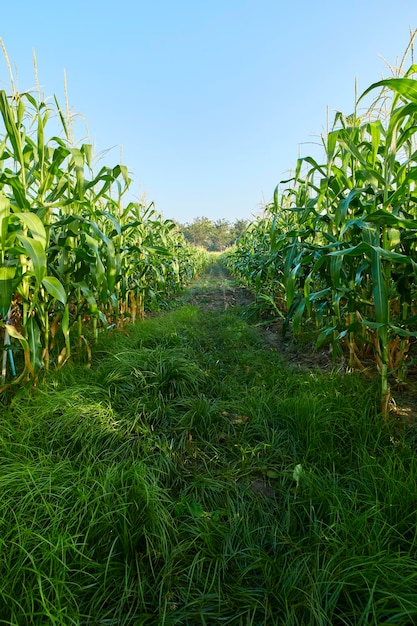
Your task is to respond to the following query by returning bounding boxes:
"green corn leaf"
[302,155,327,177]
[292,298,306,333]
[361,210,417,230]
[361,319,417,338]
[24,92,38,108]
[42,276,67,304]
[53,95,69,139]
[273,184,279,213]
[0,192,10,249]
[369,120,383,165]
[387,324,417,338]
[0,265,20,315]
[81,143,93,167]
[106,252,119,293]
[70,147,85,195]
[112,164,130,185]
[336,189,367,227]
[329,242,411,264]
[61,305,70,352]
[308,287,332,302]
[83,233,106,288]
[340,217,367,236]
[3,175,30,209]
[371,248,389,326]
[90,220,113,249]
[354,168,385,187]
[315,326,337,349]
[337,131,381,174]
[0,90,25,170]
[326,129,338,161]
[26,315,43,373]
[78,283,99,315]
[284,272,296,309]
[360,77,417,104]
[14,212,47,247]
[98,211,122,237]
[355,262,369,285]
[16,234,46,284]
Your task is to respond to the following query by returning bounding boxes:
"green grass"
[1,264,417,624]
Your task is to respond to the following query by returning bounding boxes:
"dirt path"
[183,262,253,311]
[184,261,334,368]
[184,262,417,425]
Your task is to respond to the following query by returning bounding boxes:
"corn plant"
[0,53,208,389]
[227,33,417,415]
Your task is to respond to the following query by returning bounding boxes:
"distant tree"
[181,217,214,248]
[179,217,249,251]
[211,219,231,251]
[231,219,248,240]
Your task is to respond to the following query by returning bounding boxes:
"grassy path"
[2,262,417,624]
[180,261,253,311]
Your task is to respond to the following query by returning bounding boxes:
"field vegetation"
[2,263,417,624]
[226,31,417,415]
[0,43,208,390]
[178,217,248,252]
[3,37,417,625]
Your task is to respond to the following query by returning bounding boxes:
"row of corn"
[0,82,207,388]
[226,39,417,414]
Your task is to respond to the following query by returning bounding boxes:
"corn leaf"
[42,276,67,304]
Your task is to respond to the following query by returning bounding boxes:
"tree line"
[177,217,248,251]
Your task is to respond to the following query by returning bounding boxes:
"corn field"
[0,53,207,389]
[226,34,417,415]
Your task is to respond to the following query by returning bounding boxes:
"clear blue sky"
[1,0,417,224]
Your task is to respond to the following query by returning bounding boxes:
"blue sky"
[1,1,417,224]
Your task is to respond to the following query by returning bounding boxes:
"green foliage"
[2,268,416,624]
[226,33,417,414]
[0,54,209,389]
[179,216,248,251]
